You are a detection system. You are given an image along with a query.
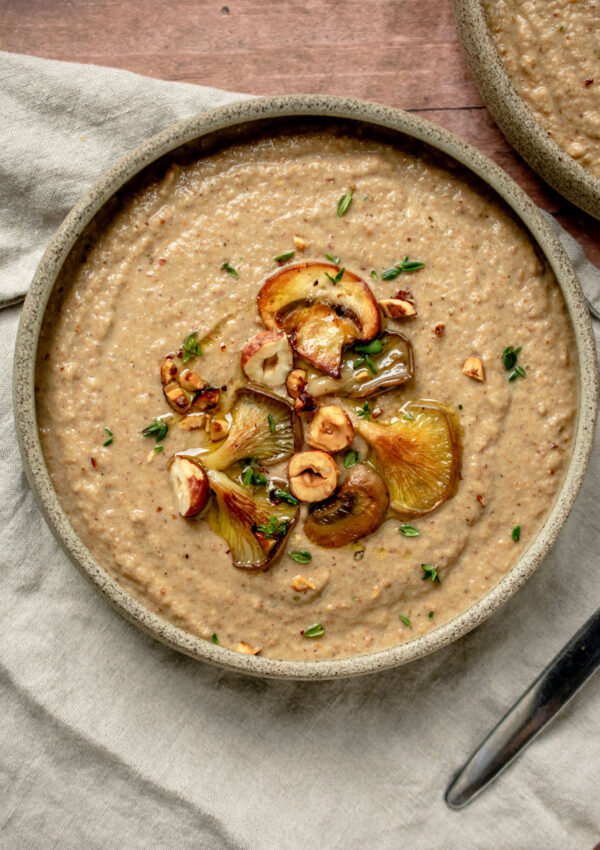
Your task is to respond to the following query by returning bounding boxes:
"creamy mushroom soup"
[36,125,578,660]
[484,0,600,179]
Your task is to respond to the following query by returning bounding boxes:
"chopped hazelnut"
[179,369,206,391]
[291,576,316,592]
[236,641,262,655]
[179,413,206,431]
[378,298,417,318]
[288,450,338,502]
[160,355,179,385]
[462,355,485,382]
[354,369,371,382]
[285,368,307,399]
[209,417,230,442]
[164,381,191,412]
[191,387,221,411]
[293,236,307,251]
[433,322,445,336]
[308,405,354,452]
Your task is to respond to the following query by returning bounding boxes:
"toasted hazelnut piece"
[433,322,445,336]
[160,355,179,385]
[179,413,206,431]
[241,330,293,387]
[379,298,418,318]
[295,388,317,413]
[285,368,307,399]
[354,369,371,383]
[288,450,338,502]
[293,236,307,251]
[191,387,221,411]
[308,405,354,453]
[210,417,230,442]
[179,369,206,392]
[169,455,209,517]
[236,641,262,655]
[462,355,485,382]
[164,381,191,412]
[291,575,316,592]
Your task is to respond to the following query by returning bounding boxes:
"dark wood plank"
[1,0,598,266]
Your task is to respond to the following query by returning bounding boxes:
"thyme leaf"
[381,256,425,280]
[142,418,169,441]
[289,550,312,564]
[181,331,203,363]
[303,623,325,638]
[221,261,239,278]
[337,189,354,217]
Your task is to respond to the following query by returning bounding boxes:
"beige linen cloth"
[1,51,599,849]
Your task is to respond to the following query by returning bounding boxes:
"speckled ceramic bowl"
[454,0,600,221]
[13,95,598,680]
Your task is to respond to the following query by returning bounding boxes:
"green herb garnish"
[325,253,341,264]
[273,489,298,506]
[354,354,377,374]
[275,249,295,263]
[142,418,169,441]
[370,269,378,281]
[354,338,383,356]
[502,345,521,371]
[221,261,239,278]
[181,331,203,363]
[303,623,325,638]
[512,525,521,542]
[399,614,412,627]
[357,402,372,421]
[402,412,415,421]
[325,266,345,285]
[289,550,312,564]
[256,516,290,539]
[429,610,434,619]
[268,413,275,433]
[421,563,440,583]
[458,404,463,410]
[381,256,425,281]
[154,445,164,453]
[211,633,220,645]
[343,449,360,469]
[103,427,113,447]
[509,365,527,382]
[398,524,420,537]
[241,457,267,487]
[337,189,354,217]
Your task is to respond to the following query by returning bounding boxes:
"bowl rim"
[454,0,600,221]
[13,94,598,680]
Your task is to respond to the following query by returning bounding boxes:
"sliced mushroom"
[203,385,302,470]
[305,332,414,399]
[304,463,389,547]
[257,262,380,377]
[307,406,354,453]
[207,469,298,571]
[169,455,209,518]
[288,450,338,502]
[356,399,461,519]
[241,330,293,387]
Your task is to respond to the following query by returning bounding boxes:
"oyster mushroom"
[307,406,354,452]
[241,330,293,387]
[207,469,298,571]
[304,463,389,547]
[169,455,209,518]
[288,450,339,502]
[305,332,414,399]
[257,262,380,377]
[356,400,461,519]
[203,385,302,470]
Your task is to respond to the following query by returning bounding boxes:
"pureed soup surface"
[484,0,600,179]
[36,125,578,661]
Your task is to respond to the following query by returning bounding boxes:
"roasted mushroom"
[305,332,414,399]
[304,463,389,547]
[207,469,298,570]
[257,262,380,377]
[202,385,302,470]
[169,455,210,518]
[356,400,461,519]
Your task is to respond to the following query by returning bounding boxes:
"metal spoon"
[445,606,600,808]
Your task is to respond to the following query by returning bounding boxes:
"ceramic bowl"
[454,0,600,221]
[13,95,598,680]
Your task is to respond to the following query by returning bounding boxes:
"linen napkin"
[1,52,599,850]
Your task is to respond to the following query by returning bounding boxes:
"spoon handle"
[445,606,600,809]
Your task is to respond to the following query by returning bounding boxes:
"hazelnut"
[241,330,293,387]
[168,455,209,517]
[291,576,316,592]
[462,354,485,382]
[179,369,206,391]
[293,236,307,251]
[288,450,338,502]
[209,417,230,442]
[307,405,354,452]
[433,322,445,336]
[236,641,262,655]
[378,298,417,318]
[191,387,221,411]
[160,355,179,385]
[164,381,191,412]
[285,368,307,399]
[295,388,317,413]
[179,413,206,431]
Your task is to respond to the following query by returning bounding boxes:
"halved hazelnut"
[236,641,262,655]
[288,450,338,502]
[169,455,209,517]
[291,576,316,592]
[379,298,417,318]
[285,368,307,400]
[241,330,293,387]
[308,405,354,453]
[462,355,485,382]
[210,417,230,442]
[179,369,206,391]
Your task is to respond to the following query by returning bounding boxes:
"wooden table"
[1,0,598,265]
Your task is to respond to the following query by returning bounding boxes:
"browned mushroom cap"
[304,463,389,547]
[257,262,380,378]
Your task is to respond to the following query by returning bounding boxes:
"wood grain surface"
[1,0,598,265]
